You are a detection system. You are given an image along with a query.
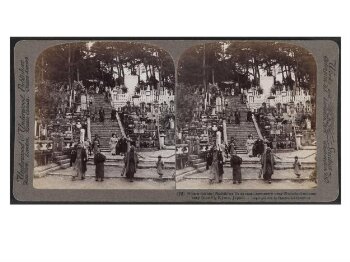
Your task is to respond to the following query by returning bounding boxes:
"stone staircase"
[90,94,124,152]
[188,154,206,172]
[52,151,71,169]
[34,162,61,178]
[226,96,260,154]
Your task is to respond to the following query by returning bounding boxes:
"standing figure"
[99,107,105,122]
[92,134,100,155]
[115,136,121,155]
[293,156,302,178]
[111,108,117,121]
[91,108,97,122]
[109,133,118,155]
[209,146,219,183]
[124,145,138,182]
[94,148,106,182]
[229,112,234,124]
[194,136,200,155]
[206,146,214,170]
[72,144,87,180]
[88,140,93,156]
[247,110,253,122]
[121,137,127,155]
[70,145,77,167]
[230,150,242,184]
[228,137,237,156]
[217,149,224,182]
[156,155,165,179]
[246,135,255,157]
[261,147,276,183]
[209,147,224,183]
[234,110,241,125]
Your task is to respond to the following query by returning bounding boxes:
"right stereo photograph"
[175,41,317,190]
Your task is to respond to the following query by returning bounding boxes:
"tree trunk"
[68,44,71,89]
[281,64,285,84]
[203,44,207,95]
[159,60,163,86]
[256,64,260,85]
[145,64,149,81]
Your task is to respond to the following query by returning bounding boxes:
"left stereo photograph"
[12,40,177,202]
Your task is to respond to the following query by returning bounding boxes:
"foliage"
[36,41,175,91]
[178,41,316,93]
[176,84,201,129]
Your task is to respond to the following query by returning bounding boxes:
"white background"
[0,0,348,261]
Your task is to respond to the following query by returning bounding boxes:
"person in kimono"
[293,156,302,178]
[261,147,276,183]
[209,147,224,183]
[246,134,255,157]
[228,137,237,156]
[72,144,87,180]
[206,146,214,170]
[70,145,77,167]
[94,148,106,182]
[123,145,138,182]
[109,133,118,155]
[217,149,224,182]
[230,150,242,184]
[156,155,165,179]
[92,134,100,155]
[234,110,241,125]
[111,108,117,121]
[209,146,219,183]
[99,107,105,122]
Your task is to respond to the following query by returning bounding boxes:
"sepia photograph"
[4,2,347,262]
[33,41,176,189]
[11,38,339,203]
[175,41,317,189]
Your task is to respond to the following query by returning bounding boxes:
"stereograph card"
[10,38,340,203]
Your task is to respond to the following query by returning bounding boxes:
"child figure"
[293,156,302,178]
[156,155,165,179]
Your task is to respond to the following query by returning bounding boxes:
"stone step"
[188,155,199,160]
[227,133,257,136]
[196,166,207,173]
[34,164,61,178]
[34,163,59,173]
[227,126,256,128]
[91,126,121,129]
[227,129,257,132]
[191,158,203,164]
[227,125,256,128]
[55,155,70,161]
[60,163,71,169]
[91,125,121,129]
[52,152,63,157]
[193,162,206,169]
[175,167,198,182]
[91,124,120,131]
[90,131,122,136]
[57,158,70,165]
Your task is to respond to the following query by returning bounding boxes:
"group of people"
[205,144,244,184]
[91,107,106,123]
[70,141,107,181]
[109,134,130,156]
[227,110,241,125]
[69,134,166,182]
[204,140,302,184]
[226,110,253,125]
